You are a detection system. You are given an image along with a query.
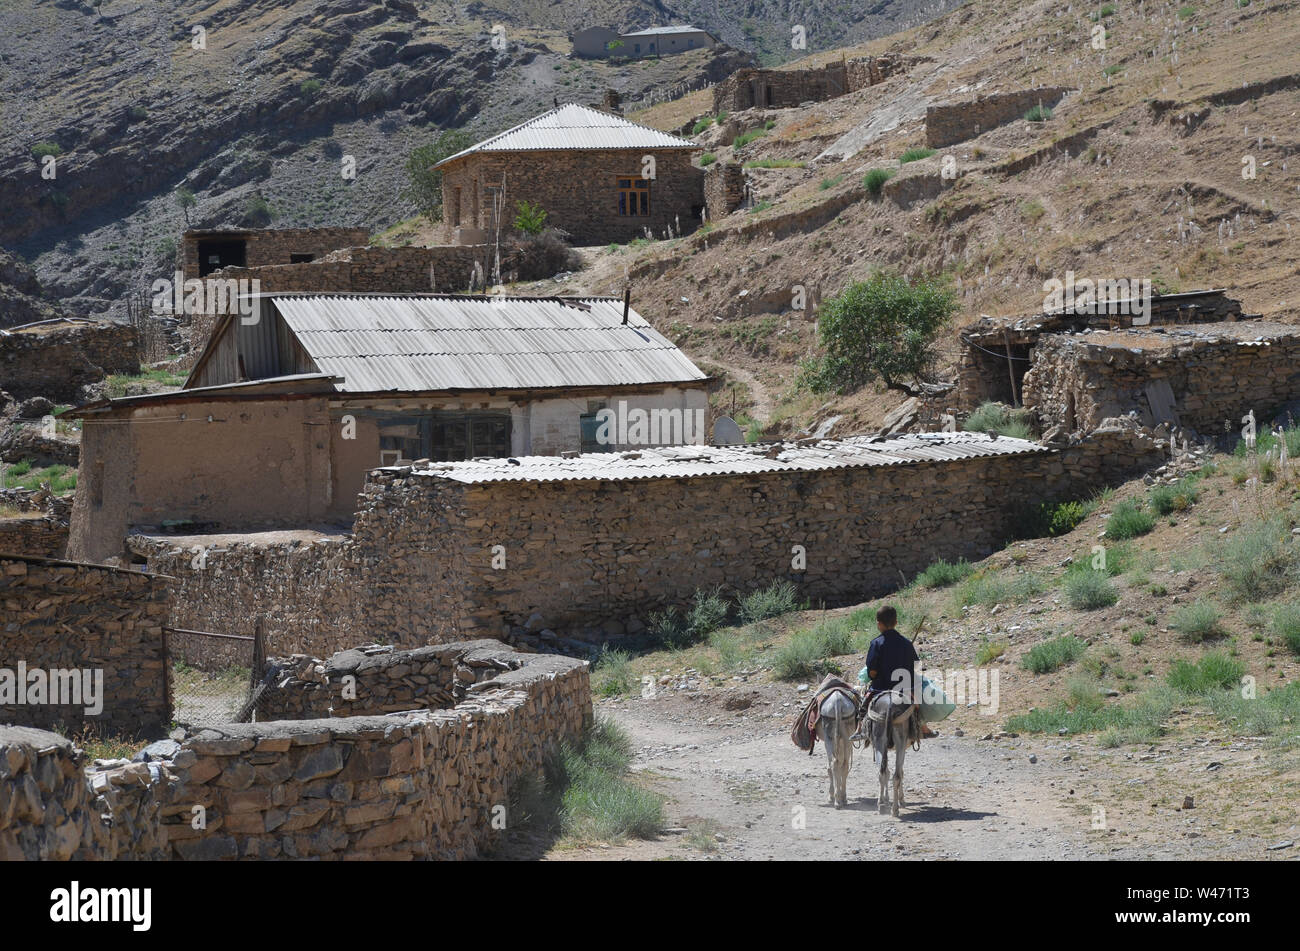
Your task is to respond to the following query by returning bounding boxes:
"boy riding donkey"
[852,606,938,741]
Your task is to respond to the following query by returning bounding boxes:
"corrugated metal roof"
[271,295,708,393]
[434,104,697,167]
[391,432,1050,484]
[621,25,711,36]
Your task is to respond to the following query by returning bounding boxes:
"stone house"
[181,227,370,280]
[434,103,704,246]
[572,25,717,59]
[66,293,711,562]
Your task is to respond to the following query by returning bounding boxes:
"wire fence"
[165,622,269,727]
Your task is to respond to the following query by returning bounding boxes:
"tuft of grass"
[1170,600,1225,642]
[552,719,664,843]
[863,167,895,197]
[955,570,1046,608]
[738,580,799,624]
[1022,635,1087,674]
[963,401,1035,439]
[976,638,1009,665]
[691,117,714,135]
[1271,602,1300,656]
[1176,5,1195,19]
[1009,683,1181,741]
[1214,518,1298,601]
[592,646,635,697]
[1104,501,1154,540]
[771,618,855,681]
[915,558,975,589]
[1206,681,1300,742]
[819,174,845,190]
[1064,570,1119,611]
[743,158,804,169]
[1167,651,1244,694]
[700,152,717,166]
[733,129,766,149]
[1024,104,1053,122]
[899,146,936,164]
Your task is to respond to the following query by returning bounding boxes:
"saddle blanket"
[790,675,859,754]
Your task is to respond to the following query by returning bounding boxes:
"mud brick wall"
[181,228,370,281]
[440,149,704,246]
[206,244,493,298]
[705,162,747,219]
[0,641,590,860]
[1024,327,1300,436]
[926,87,1073,148]
[0,556,170,736]
[0,320,138,402]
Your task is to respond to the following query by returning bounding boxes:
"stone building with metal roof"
[66,293,711,561]
[433,103,704,246]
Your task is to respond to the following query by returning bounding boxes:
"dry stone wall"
[705,162,747,219]
[0,555,170,736]
[0,640,590,860]
[137,434,1166,655]
[1024,324,1300,436]
[926,87,1073,148]
[181,228,371,281]
[711,55,911,112]
[0,320,138,402]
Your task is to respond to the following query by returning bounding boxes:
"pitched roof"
[392,432,1050,484]
[433,104,697,167]
[620,25,712,37]
[267,294,709,393]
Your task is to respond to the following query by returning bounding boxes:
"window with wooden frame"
[616,177,650,217]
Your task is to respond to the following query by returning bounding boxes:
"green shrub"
[512,199,547,235]
[976,638,1008,665]
[699,152,717,166]
[1022,635,1087,674]
[686,587,729,638]
[1177,5,1195,19]
[1167,651,1244,694]
[1149,478,1200,515]
[1025,104,1053,122]
[1104,501,1154,540]
[1206,680,1300,739]
[31,142,62,158]
[733,129,765,148]
[691,117,713,135]
[738,580,799,624]
[1271,602,1300,656]
[299,79,323,96]
[916,558,975,589]
[863,167,895,197]
[743,158,804,169]
[899,147,936,164]
[1170,600,1225,641]
[1215,518,1298,601]
[963,401,1035,439]
[818,174,844,191]
[1064,571,1119,610]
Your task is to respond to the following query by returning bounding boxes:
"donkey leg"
[892,727,906,818]
[835,721,850,807]
[878,744,890,815]
[821,729,836,805]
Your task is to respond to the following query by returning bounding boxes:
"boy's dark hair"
[876,606,897,627]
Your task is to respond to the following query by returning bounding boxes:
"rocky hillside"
[1,0,951,320]
[528,0,1300,439]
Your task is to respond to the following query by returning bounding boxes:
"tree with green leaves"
[404,128,474,220]
[798,270,958,395]
[175,186,196,226]
[512,200,547,235]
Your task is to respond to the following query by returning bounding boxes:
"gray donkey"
[815,689,858,808]
[866,690,918,817]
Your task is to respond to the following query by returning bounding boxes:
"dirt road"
[555,679,1280,861]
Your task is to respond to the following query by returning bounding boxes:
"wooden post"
[1003,328,1020,407]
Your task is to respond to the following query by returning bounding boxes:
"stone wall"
[181,228,371,282]
[0,640,590,861]
[705,162,747,219]
[440,148,704,246]
[0,514,68,558]
[0,319,138,402]
[1023,323,1300,437]
[711,55,910,112]
[0,555,170,736]
[136,433,1167,655]
[925,87,1073,148]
